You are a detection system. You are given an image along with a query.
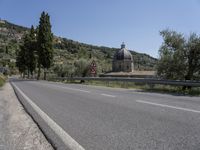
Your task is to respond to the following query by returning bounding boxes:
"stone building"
[112,43,134,72]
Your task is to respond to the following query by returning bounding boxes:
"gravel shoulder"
[0,83,54,150]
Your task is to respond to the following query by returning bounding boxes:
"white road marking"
[12,83,85,150]
[101,94,116,98]
[136,100,200,114]
[37,82,91,93]
[60,86,91,93]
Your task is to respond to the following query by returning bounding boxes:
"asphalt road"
[11,80,200,150]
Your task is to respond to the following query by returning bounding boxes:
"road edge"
[11,82,85,150]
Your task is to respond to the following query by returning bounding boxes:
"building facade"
[112,43,134,72]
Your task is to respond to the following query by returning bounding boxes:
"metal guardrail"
[49,77,200,87]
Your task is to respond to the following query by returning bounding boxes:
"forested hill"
[0,20,157,74]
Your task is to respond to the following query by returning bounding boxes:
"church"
[101,42,155,78]
[112,43,134,72]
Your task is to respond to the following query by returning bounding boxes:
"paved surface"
[0,83,53,150]
[11,79,200,150]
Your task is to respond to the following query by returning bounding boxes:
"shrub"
[0,74,6,87]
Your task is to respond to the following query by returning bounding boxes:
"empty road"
[11,79,200,150]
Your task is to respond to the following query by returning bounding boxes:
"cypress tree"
[37,11,53,80]
[16,46,26,77]
[27,25,37,78]
[16,26,37,78]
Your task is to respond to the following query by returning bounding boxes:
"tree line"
[16,11,53,80]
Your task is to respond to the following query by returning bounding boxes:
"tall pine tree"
[37,11,53,80]
[27,26,37,78]
[16,25,37,78]
[16,41,27,77]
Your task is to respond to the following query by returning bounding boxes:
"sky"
[1,0,200,58]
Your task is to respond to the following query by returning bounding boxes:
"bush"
[0,74,6,87]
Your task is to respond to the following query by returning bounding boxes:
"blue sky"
[1,0,200,58]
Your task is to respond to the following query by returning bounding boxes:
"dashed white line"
[12,83,85,150]
[101,94,116,98]
[48,84,91,93]
[31,82,91,93]
[136,100,200,114]
[62,87,91,93]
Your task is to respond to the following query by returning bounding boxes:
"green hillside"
[0,20,157,76]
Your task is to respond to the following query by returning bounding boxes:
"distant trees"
[74,59,90,77]
[53,64,75,77]
[157,29,200,81]
[52,59,91,78]
[16,11,53,80]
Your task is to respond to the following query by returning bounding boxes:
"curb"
[11,82,85,150]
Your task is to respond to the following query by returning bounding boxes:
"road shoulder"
[0,83,53,150]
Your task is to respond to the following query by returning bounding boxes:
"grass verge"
[143,84,200,96]
[49,78,200,96]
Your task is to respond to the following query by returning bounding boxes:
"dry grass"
[49,78,200,96]
[63,80,200,96]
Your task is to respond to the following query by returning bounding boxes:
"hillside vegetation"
[0,19,157,76]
